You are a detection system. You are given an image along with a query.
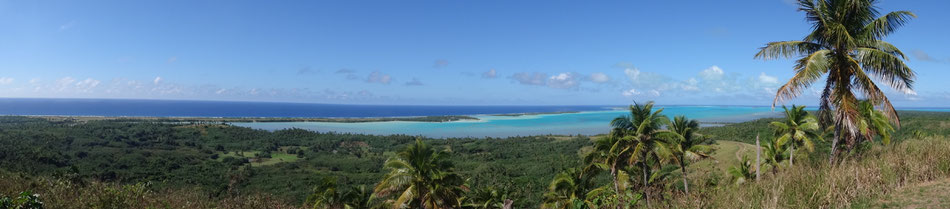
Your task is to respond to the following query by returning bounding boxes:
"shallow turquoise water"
[232,106,781,138]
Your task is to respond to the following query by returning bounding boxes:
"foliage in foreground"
[0,172,300,209]
[755,0,916,163]
[669,136,950,208]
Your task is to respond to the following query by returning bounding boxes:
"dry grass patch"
[667,137,950,209]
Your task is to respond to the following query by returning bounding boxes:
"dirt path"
[873,178,950,208]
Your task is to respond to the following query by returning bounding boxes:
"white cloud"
[618,65,787,103]
[75,78,101,92]
[482,69,498,79]
[547,73,579,89]
[509,72,547,86]
[589,72,610,83]
[623,67,677,96]
[699,66,725,81]
[366,71,392,84]
[758,72,778,84]
[153,77,163,85]
[622,89,641,96]
[682,78,699,91]
[0,77,13,85]
[54,77,77,91]
[903,88,918,95]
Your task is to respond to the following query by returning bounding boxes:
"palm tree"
[857,99,895,145]
[728,157,756,185]
[662,116,714,195]
[541,168,598,209]
[769,105,821,166]
[755,0,916,163]
[584,135,630,204]
[307,178,373,209]
[761,138,788,174]
[608,101,673,208]
[374,139,465,209]
[461,186,510,209]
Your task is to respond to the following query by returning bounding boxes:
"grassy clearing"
[867,178,950,208]
[667,137,950,208]
[216,151,301,167]
[692,140,757,173]
[253,153,302,166]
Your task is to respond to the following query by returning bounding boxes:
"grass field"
[696,140,757,172]
[217,151,302,167]
[869,178,950,208]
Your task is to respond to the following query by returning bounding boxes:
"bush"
[0,191,44,209]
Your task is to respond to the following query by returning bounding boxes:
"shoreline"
[19,109,949,125]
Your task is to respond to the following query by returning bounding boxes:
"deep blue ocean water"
[0,98,614,117]
[4,98,949,138]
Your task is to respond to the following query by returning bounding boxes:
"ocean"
[0,98,614,118]
[232,106,782,138]
[3,98,948,138]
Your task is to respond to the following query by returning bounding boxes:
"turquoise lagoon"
[232,106,782,138]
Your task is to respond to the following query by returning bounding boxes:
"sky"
[1,0,949,106]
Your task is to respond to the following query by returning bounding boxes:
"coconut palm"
[761,138,789,174]
[374,139,465,209]
[608,101,673,208]
[770,105,822,166]
[857,99,895,145]
[728,157,756,185]
[461,186,510,209]
[584,134,630,203]
[755,0,916,163]
[541,168,598,209]
[307,178,373,209]
[662,116,714,195]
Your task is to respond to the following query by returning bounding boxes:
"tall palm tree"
[374,139,465,209]
[755,0,916,163]
[608,101,673,208]
[857,99,895,145]
[769,105,822,166]
[662,116,714,195]
[584,135,629,203]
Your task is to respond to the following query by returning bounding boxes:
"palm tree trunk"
[610,165,623,209]
[829,125,841,164]
[641,162,651,209]
[680,162,689,196]
[789,143,794,166]
[755,134,761,181]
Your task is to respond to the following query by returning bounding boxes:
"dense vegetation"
[2,108,949,208]
[0,116,587,208]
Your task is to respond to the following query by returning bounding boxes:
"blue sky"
[1,0,948,106]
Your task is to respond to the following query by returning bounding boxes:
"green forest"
[3,109,950,208]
